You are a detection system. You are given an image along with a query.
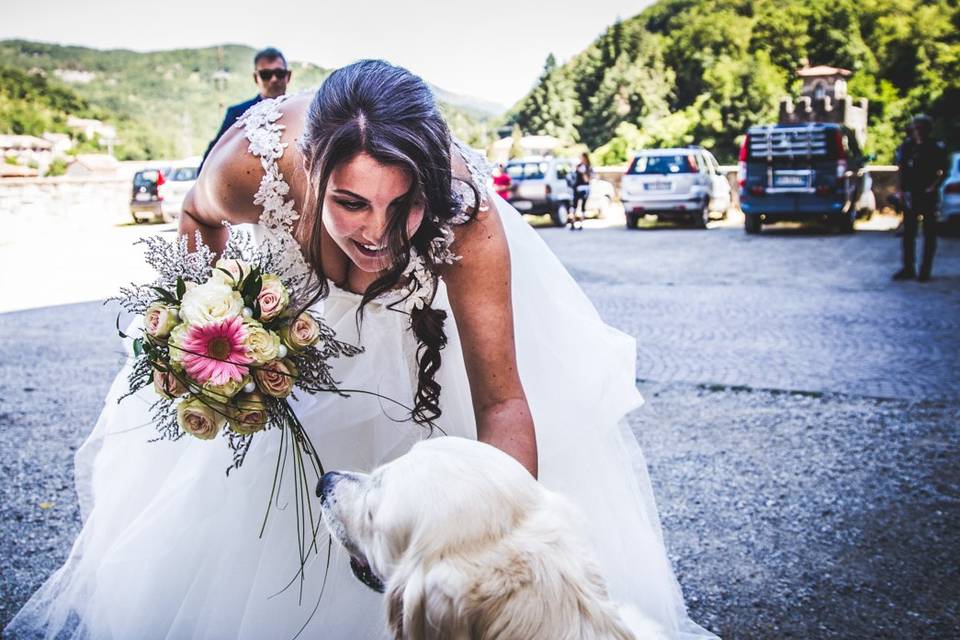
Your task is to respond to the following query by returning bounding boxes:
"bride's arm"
[179,125,263,253]
[441,202,538,478]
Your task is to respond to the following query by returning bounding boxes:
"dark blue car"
[738,123,866,234]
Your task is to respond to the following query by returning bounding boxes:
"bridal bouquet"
[112,228,362,591]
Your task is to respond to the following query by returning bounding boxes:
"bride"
[6,60,715,639]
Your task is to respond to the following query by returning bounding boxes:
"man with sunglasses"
[199,47,291,170]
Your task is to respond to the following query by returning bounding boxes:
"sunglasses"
[257,68,290,81]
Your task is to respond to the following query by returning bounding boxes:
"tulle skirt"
[5,198,716,639]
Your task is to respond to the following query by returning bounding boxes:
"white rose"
[179,281,244,326]
[245,324,281,365]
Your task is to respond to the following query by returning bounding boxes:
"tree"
[509,54,580,142]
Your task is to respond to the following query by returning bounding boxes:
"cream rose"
[180,281,243,326]
[280,313,321,352]
[167,323,190,368]
[256,274,289,322]
[201,377,247,403]
[144,303,178,339]
[211,258,251,286]
[254,359,296,398]
[153,367,187,399]
[229,392,269,435]
[176,397,225,440]
[245,324,281,364]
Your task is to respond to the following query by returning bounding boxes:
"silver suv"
[621,147,732,229]
[504,156,574,226]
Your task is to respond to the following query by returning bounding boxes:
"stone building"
[778,65,869,146]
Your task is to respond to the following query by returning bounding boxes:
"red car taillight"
[738,134,749,188]
[944,182,960,194]
[834,129,848,181]
[749,185,765,196]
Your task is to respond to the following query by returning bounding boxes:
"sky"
[1,0,655,108]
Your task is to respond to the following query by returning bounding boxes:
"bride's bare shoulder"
[192,94,312,225]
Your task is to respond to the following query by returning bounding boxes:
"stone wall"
[0,176,131,232]
[0,165,903,231]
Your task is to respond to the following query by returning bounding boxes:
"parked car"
[940,152,960,228]
[620,147,731,229]
[738,123,867,234]
[160,164,199,221]
[130,168,170,223]
[504,156,574,225]
[585,178,615,217]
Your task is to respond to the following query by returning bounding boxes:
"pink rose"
[281,313,320,351]
[176,397,225,440]
[254,359,296,398]
[144,303,178,339]
[256,274,289,322]
[153,367,187,399]
[229,392,269,435]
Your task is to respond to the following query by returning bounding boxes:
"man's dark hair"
[912,114,933,136]
[254,47,286,68]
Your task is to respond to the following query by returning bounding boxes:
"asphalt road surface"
[2,214,958,638]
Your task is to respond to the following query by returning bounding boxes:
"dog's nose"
[317,471,342,501]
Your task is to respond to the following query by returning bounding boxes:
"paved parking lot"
[1,214,958,637]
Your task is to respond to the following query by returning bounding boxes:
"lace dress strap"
[451,138,491,223]
[234,96,312,286]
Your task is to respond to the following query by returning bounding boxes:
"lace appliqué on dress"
[235,97,314,297]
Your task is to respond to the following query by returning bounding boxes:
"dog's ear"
[387,560,470,640]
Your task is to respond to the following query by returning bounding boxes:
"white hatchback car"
[159,164,200,221]
[940,152,960,227]
[620,147,732,229]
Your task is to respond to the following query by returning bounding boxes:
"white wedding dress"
[6,98,716,640]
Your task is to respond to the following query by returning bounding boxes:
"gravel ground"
[633,382,959,638]
[2,216,958,638]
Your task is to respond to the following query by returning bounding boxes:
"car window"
[171,167,198,181]
[703,152,719,173]
[556,164,570,179]
[505,162,548,180]
[134,170,160,186]
[627,154,698,175]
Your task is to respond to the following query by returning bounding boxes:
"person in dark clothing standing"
[569,152,593,230]
[199,47,291,171]
[891,122,915,237]
[894,114,950,282]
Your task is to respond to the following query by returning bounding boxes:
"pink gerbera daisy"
[180,316,252,386]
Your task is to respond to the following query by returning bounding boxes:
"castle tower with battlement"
[778,65,869,146]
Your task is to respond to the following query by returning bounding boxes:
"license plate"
[135,193,152,202]
[774,173,808,187]
[511,200,533,211]
[645,182,671,191]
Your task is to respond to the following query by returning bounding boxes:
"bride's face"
[322,152,426,273]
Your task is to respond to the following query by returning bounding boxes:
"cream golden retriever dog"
[318,436,660,639]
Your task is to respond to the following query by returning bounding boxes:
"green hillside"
[0,40,498,160]
[507,0,959,163]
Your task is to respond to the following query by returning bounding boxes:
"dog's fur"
[319,437,649,640]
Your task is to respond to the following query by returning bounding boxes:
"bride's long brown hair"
[297,59,475,424]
